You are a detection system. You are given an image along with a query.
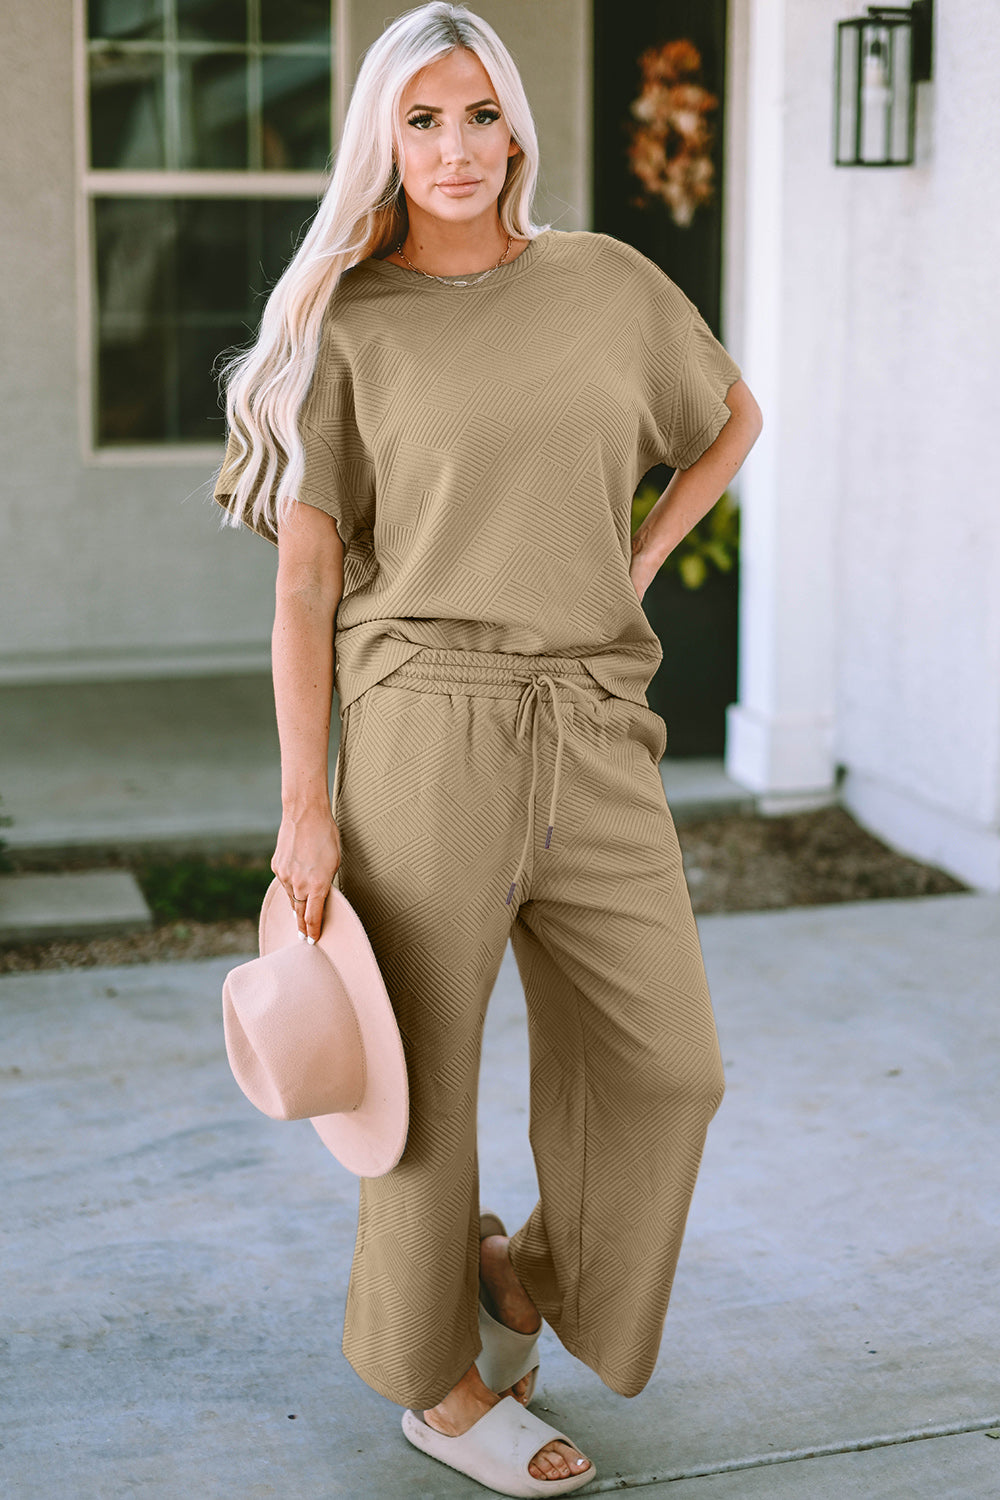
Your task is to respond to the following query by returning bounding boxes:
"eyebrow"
[405,98,500,113]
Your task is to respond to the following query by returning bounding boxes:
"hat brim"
[258,879,409,1177]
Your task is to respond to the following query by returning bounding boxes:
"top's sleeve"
[212,311,373,550]
[621,242,742,471]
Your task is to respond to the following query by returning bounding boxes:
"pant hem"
[341,1334,484,1411]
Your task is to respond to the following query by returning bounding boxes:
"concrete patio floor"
[2,891,998,1497]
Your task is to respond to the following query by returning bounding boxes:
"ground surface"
[0,807,965,973]
[677,804,966,914]
[3,893,999,1497]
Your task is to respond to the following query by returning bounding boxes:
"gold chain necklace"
[393,232,513,287]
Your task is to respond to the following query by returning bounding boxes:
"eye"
[406,112,436,130]
[472,108,501,125]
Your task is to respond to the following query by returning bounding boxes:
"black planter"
[642,566,739,757]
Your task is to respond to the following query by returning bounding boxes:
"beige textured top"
[214,229,742,712]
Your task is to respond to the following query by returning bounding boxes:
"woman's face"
[396,48,520,232]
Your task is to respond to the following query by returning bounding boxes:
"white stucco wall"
[0,0,590,684]
[0,1,279,682]
[836,0,1000,887]
[727,0,1000,887]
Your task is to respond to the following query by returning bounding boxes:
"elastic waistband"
[371,646,614,908]
[379,647,608,701]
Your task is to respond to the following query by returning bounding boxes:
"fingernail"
[298,931,306,942]
[307,936,316,946]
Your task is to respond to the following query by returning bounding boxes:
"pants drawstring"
[506,673,597,906]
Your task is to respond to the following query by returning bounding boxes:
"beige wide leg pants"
[331,647,724,1409]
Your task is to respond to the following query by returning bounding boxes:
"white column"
[725,0,843,803]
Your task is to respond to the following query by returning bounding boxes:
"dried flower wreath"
[627,39,718,228]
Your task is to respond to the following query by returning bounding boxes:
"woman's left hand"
[629,556,656,603]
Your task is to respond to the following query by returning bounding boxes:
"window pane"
[178,52,249,168]
[94,196,319,445]
[261,52,331,170]
[89,49,166,168]
[87,3,332,173]
[88,0,164,41]
[260,0,331,46]
[176,0,247,44]
[257,198,318,290]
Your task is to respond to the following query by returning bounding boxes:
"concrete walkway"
[0,675,754,858]
[2,893,998,1497]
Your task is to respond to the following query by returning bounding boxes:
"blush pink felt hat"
[222,877,408,1178]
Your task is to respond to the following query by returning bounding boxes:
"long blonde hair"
[215,2,546,536]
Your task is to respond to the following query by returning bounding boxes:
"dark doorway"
[593,0,736,758]
[592,0,728,332]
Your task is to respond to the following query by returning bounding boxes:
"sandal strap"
[476,1298,541,1393]
[477,1208,542,1394]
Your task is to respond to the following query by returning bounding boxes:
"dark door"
[592,0,728,331]
[593,0,736,758]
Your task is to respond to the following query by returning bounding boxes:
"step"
[0,871,153,945]
[660,758,758,823]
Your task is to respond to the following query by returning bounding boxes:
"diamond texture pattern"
[331,650,725,1409]
[214,231,742,717]
[213,230,739,1412]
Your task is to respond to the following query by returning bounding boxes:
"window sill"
[83,444,225,467]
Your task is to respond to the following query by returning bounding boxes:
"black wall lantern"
[834,1,934,166]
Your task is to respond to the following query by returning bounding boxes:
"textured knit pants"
[330,646,725,1409]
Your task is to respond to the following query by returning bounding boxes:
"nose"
[438,120,471,165]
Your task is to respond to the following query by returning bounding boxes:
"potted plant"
[631,482,739,756]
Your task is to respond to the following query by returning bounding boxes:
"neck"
[397,209,509,275]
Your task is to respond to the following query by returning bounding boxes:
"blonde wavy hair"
[215,2,546,537]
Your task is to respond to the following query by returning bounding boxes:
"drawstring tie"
[506,673,596,906]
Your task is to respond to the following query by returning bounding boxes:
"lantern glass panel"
[835,15,915,166]
[836,24,861,164]
[886,24,914,161]
[860,25,893,161]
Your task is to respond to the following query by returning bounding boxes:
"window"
[81,0,338,450]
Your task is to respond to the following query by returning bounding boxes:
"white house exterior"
[723,0,1000,891]
[2,0,998,891]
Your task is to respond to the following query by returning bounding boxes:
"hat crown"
[223,942,366,1121]
[221,879,408,1178]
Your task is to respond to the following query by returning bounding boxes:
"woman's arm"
[629,377,763,601]
[270,502,345,942]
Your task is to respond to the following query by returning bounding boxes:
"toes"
[527,1440,590,1481]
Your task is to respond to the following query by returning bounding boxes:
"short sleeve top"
[213,229,742,712]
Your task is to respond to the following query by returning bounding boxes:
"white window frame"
[73,0,349,465]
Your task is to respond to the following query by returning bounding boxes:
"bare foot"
[480,1233,542,1335]
[477,1233,592,1482]
[480,1231,540,1405]
[424,1364,592,1484]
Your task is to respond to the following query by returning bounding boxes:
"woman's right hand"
[271,804,342,944]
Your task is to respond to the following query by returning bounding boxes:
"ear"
[507,136,522,160]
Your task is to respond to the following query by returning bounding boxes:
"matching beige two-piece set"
[215,229,742,1410]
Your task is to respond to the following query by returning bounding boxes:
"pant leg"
[506,693,725,1399]
[331,681,523,1409]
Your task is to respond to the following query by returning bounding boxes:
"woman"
[214,4,762,1495]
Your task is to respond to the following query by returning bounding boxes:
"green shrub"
[136,856,272,924]
[631,485,739,589]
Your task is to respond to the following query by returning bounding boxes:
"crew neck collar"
[361,229,552,291]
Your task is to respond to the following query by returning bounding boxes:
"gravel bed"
[676,805,966,914]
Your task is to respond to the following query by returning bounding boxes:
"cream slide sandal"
[478,1210,541,1403]
[401,1395,596,1498]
